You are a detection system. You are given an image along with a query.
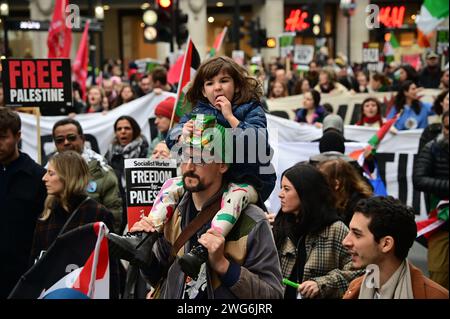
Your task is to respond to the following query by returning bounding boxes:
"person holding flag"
[349,111,400,196]
[413,111,449,289]
[30,151,119,298]
[109,55,276,281]
[159,56,275,279]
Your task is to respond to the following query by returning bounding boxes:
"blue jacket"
[387,102,434,130]
[166,100,276,201]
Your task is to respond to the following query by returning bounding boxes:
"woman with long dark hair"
[272,163,362,299]
[294,89,327,126]
[387,80,434,130]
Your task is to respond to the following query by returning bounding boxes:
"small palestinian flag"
[350,115,398,165]
[172,37,201,124]
[208,27,228,58]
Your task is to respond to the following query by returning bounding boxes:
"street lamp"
[95,5,104,20]
[340,0,356,65]
[1,1,9,57]
[0,2,9,16]
[94,3,105,74]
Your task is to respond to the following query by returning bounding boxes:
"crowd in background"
[0,48,448,300]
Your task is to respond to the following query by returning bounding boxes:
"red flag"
[47,0,72,58]
[167,54,185,85]
[72,20,90,100]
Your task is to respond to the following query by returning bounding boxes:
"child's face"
[202,70,236,107]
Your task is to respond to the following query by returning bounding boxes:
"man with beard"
[109,130,283,299]
[413,111,449,289]
[419,51,442,89]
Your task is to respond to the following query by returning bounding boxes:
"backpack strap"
[171,195,222,257]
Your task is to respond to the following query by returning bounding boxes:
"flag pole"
[169,35,191,130]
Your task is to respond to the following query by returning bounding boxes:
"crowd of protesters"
[0,47,449,300]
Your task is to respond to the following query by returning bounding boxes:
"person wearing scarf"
[342,196,448,299]
[356,97,385,128]
[105,115,149,231]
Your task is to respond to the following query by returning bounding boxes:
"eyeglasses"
[54,134,79,144]
[179,154,209,167]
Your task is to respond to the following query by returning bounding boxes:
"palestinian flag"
[208,27,228,58]
[417,200,448,238]
[172,37,201,125]
[9,222,111,299]
[350,115,398,166]
[416,0,449,35]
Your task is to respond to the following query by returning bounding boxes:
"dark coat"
[418,67,442,89]
[0,152,46,298]
[413,137,449,200]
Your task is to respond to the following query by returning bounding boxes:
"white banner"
[266,89,440,125]
[266,114,427,220]
[19,93,427,220]
[19,91,176,165]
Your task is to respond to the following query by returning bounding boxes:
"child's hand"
[390,126,398,135]
[182,120,194,139]
[130,216,156,233]
[214,96,233,119]
[265,212,276,226]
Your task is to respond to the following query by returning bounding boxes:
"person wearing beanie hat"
[312,114,357,143]
[149,96,178,154]
[323,114,344,135]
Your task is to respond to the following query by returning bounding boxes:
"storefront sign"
[379,6,405,28]
[285,9,310,32]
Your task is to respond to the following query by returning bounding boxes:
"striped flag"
[417,200,448,238]
[170,37,201,127]
[9,222,111,299]
[416,0,449,35]
[350,115,398,172]
[208,27,228,58]
[350,116,398,160]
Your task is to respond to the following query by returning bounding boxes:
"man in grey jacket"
[130,146,283,299]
